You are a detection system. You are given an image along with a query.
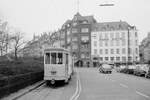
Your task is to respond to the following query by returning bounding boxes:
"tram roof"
[44,47,69,52]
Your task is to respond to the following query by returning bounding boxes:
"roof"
[72,12,97,24]
[92,21,133,31]
[44,47,69,53]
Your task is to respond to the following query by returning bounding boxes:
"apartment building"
[91,21,139,65]
[60,12,97,67]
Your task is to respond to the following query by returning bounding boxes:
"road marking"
[70,68,81,100]
[136,91,149,98]
[119,83,128,88]
[74,74,81,100]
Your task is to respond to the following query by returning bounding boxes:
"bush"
[0,57,44,77]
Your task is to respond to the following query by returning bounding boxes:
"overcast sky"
[0,0,150,43]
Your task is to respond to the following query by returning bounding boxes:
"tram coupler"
[51,79,55,85]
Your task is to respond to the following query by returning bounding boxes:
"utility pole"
[77,0,79,12]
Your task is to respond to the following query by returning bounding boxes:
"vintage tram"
[44,47,74,84]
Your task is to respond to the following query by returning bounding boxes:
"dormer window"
[73,22,77,26]
[82,20,88,24]
[67,24,70,27]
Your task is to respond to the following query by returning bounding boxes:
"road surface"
[3,68,150,100]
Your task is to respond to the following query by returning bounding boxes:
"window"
[99,41,102,46]
[73,22,77,26]
[66,54,68,64]
[135,40,138,46]
[116,57,120,61]
[92,34,97,39]
[94,49,97,55]
[99,57,103,61]
[116,32,120,38]
[58,53,63,64]
[99,49,103,54]
[51,53,57,64]
[128,48,132,54]
[99,34,102,40]
[86,52,90,58]
[105,41,108,46]
[128,56,132,61]
[94,41,97,47]
[81,44,88,49]
[116,49,120,54]
[105,33,108,39]
[122,39,126,46]
[122,48,126,54]
[111,49,114,54]
[81,28,89,33]
[72,37,78,41]
[72,28,78,33]
[135,32,138,37]
[81,54,85,58]
[110,40,114,46]
[110,57,114,61]
[72,44,78,50]
[81,36,89,42]
[82,21,88,24]
[105,49,108,54]
[67,37,71,43]
[116,40,120,46]
[105,57,109,61]
[67,30,70,35]
[45,53,50,64]
[121,32,125,39]
[122,56,126,62]
[135,48,138,54]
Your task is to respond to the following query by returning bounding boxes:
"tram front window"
[51,53,57,64]
[58,53,63,64]
[45,53,50,64]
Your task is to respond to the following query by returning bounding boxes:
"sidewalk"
[2,81,45,100]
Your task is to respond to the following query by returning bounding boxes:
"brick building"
[60,13,97,67]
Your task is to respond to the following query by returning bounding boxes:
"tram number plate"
[51,71,57,75]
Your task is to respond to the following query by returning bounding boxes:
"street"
[4,68,150,100]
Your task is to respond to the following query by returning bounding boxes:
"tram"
[44,47,74,85]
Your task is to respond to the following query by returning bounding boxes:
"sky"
[0,0,150,43]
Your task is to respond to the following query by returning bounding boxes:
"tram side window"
[58,53,63,64]
[66,54,68,64]
[45,53,50,64]
[51,53,56,64]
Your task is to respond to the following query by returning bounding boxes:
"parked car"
[133,64,149,77]
[127,65,136,74]
[120,65,136,74]
[117,65,126,72]
[99,64,112,74]
[145,65,150,78]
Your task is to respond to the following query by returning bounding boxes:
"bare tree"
[11,31,26,60]
[0,21,8,56]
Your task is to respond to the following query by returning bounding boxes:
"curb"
[2,81,45,100]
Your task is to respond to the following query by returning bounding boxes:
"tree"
[11,31,26,60]
[0,21,9,56]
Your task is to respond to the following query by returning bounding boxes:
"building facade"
[91,21,139,66]
[59,13,139,67]
[60,13,97,67]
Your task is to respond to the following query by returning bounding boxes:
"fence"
[0,71,43,98]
